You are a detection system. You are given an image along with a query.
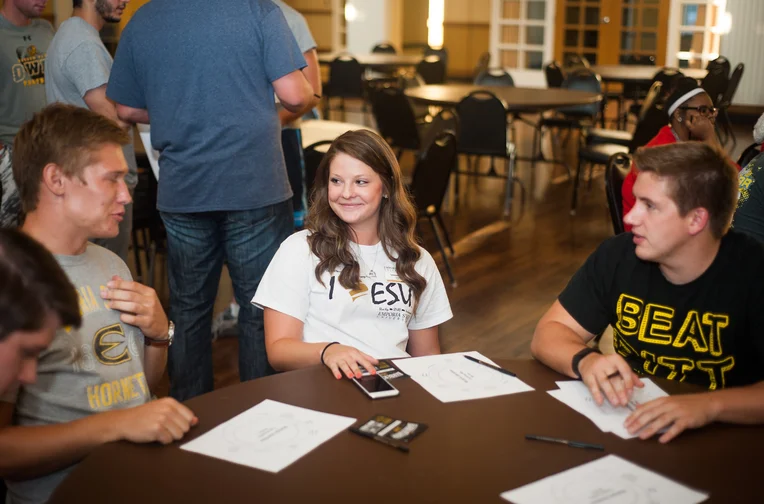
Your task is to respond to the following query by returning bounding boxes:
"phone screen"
[356,375,395,393]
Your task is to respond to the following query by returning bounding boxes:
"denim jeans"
[161,200,292,401]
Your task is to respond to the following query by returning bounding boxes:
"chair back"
[707,56,731,79]
[368,85,420,151]
[420,108,459,154]
[372,43,396,54]
[557,68,602,118]
[737,142,762,169]
[410,131,458,215]
[416,55,446,84]
[718,63,744,108]
[629,103,668,153]
[700,69,728,106]
[563,53,590,69]
[474,68,515,87]
[637,81,662,122]
[544,61,565,88]
[605,152,632,234]
[303,140,334,203]
[651,67,683,100]
[327,55,364,98]
[424,46,448,72]
[456,90,508,157]
[473,51,491,80]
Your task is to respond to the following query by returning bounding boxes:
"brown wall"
[444,0,490,78]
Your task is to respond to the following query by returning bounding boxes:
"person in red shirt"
[622,77,738,231]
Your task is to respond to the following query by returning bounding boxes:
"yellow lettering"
[640,351,659,375]
[87,386,100,409]
[121,376,137,400]
[616,294,643,337]
[657,356,695,381]
[674,311,709,353]
[111,380,124,404]
[702,313,729,356]
[613,328,639,359]
[100,383,113,407]
[697,356,735,390]
[638,304,674,345]
[134,372,148,396]
[77,286,101,315]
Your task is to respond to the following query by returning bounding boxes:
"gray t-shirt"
[273,0,316,53]
[3,244,149,504]
[0,14,54,146]
[45,17,137,189]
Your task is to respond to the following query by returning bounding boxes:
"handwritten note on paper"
[392,351,534,403]
[501,455,708,504]
[181,399,356,473]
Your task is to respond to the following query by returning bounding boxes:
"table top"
[49,359,762,503]
[318,52,423,69]
[404,84,602,113]
[299,119,374,150]
[588,65,708,83]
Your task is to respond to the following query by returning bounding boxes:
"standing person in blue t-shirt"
[107,0,314,401]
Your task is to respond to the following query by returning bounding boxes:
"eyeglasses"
[678,105,718,117]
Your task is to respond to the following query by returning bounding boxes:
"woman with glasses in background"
[621,77,740,231]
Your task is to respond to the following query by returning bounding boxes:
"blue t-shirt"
[107,0,306,212]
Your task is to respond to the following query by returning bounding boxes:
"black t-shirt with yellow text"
[559,231,764,390]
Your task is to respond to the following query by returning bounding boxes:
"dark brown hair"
[305,130,427,308]
[633,141,738,238]
[0,229,81,341]
[13,103,129,213]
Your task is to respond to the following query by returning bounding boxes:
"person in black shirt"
[531,141,764,443]
[732,112,764,242]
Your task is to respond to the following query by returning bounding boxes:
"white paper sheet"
[392,351,534,403]
[548,379,669,439]
[181,399,356,473]
[136,124,160,181]
[501,454,708,504]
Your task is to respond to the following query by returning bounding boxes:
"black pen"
[525,434,604,451]
[349,427,409,453]
[463,355,516,377]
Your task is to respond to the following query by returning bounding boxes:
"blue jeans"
[161,200,292,401]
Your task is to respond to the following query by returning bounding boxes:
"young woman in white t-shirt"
[252,130,452,380]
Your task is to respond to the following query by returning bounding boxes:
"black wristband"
[571,347,601,379]
[320,342,340,365]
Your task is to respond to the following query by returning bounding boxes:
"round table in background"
[299,119,375,150]
[403,84,602,113]
[588,65,708,85]
[49,359,763,503]
[318,52,422,71]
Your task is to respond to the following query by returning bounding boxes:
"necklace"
[356,243,381,278]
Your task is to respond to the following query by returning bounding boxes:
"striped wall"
[720,0,764,106]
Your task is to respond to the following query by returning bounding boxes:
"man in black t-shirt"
[531,141,764,443]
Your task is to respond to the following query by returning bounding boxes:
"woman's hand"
[322,344,379,380]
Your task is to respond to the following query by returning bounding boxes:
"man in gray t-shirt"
[45,0,138,262]
[0,0,54,228]
[0,104,196,504]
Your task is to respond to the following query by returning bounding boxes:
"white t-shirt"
[252,230,453,358]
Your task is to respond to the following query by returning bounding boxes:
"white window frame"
[666,0,725,69]
[489,0,555,87]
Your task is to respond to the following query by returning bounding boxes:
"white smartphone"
[351,374,400,399]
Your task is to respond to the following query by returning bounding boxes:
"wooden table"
[49,359,762,503]
[318,52,422,71]
[404,84,601,113]
[588,65,707,84]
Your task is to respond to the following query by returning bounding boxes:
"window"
[491,0,554,71]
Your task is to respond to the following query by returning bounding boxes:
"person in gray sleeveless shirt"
[0,104,197,504]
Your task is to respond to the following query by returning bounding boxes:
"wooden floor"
[146,104,756,395]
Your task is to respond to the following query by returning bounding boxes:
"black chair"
[473,51,491,81]
[588,81,664,148]
[416,55,446,84]
[368,84,421,159]
[474,68,514,87]
[420,108,459,154]
[564,53,591,69]
[303,140,334,203]
[424,46,448,76]
[615,55,657,129]
[701,66,729,107]
[397,72,430,122]
[456,90,524,219]
[410,131,459,286]
[716,63,745,149]
[737,142,762,169]
[544,61,565,88]
[323,55,366,121]
[707,56,731,79]
[130,163,165,288]
[371,42,396,54]
[605,152,632,234]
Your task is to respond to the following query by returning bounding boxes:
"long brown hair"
[305,130,427,308]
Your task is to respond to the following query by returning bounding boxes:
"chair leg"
[429,216,457,287]
[502,155,514,219]
[571,155,583,216]
[434,212,455,256]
